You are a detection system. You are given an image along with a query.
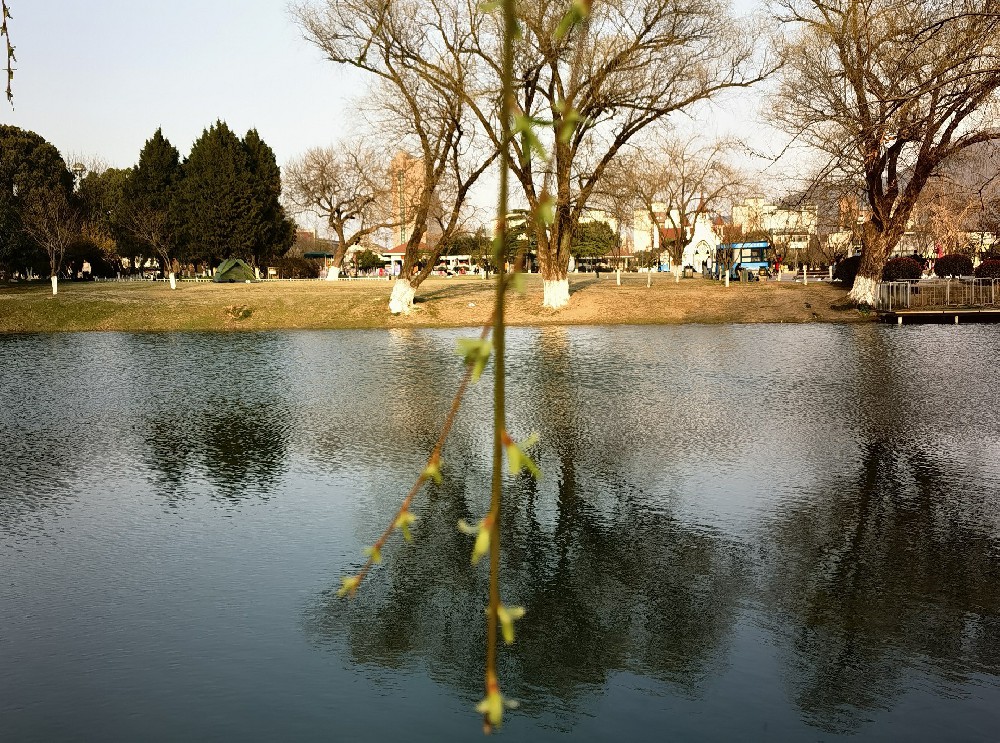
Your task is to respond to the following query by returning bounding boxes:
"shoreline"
[0,275,870,333]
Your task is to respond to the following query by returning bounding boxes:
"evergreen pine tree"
[127,128,183,276]
[175,120,253,267]
[175,121,294,269]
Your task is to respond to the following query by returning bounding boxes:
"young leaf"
[364,545,382,564]
[513,114,549,166]
[422,459,443,485]
[496,603,526,645]
[337,574,361,598]
[394,511,418,542]
[505,431,541,479]
[456,337,493,382]
[536,195,556,226]
[477,690,504,728]
[458,515,493,565]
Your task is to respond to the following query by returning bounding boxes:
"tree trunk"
[389,278,416,314]
[326,266,341,281]
[168,271,177,290]
[849,274,879,307]
[51,275,58,296]
[537,220,570,310]
[848,224,892,307]
[542,276,570,309]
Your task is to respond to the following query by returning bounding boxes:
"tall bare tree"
[295,0,772,309]
[284,142,395,280]
[773,0,1000,305]
[294,0,498,313]
[607,134,742,281]
[470,0,771,307]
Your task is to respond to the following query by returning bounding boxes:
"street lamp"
[71,162,85,191]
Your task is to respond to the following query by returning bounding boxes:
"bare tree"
[128,205,179,285]
[474,0,772,308]
[294,0,498,314]
[712,220,744,288]
[297,0,773,309]
[614,134,742,281]
[22,189,80,295]
[773,0,1000,305]
[284,142,396,280]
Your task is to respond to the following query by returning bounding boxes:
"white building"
[732,197,818,253]
[632,202,721,273]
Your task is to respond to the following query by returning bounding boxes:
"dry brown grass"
[0,274,869,333]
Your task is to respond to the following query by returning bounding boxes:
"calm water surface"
[1,325,999,741]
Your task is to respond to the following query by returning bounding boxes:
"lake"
[1,325,999,741]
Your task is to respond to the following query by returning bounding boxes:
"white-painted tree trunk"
[646,272,651,288]
[616,269,621,286]
[542,279,570,309]
[724,273,730,288]
[168,271,177,290]
[51,275,58,296]
[326,266,341,281]
[848,275,879,307]
[674,266,681,283]
[389,278,416,314]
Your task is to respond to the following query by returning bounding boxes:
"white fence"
[876,278,1000,311]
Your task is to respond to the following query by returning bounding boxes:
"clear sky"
[3,0,364,169]
[2,0,777,228]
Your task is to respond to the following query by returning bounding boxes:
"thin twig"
[349,321,493,592]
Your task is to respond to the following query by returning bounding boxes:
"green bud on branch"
[456,338,493,383]
[394,510,418,542]
[458,514,494,565]
[337,574,361,598]
[503,431,541,479]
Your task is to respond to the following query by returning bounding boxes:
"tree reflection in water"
[139,334,295,505]
[304,328,748,726]
[763,324,1000,733]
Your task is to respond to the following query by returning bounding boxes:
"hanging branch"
[337,322,493,598]
[2,0,13,105]
[334,0,592,733]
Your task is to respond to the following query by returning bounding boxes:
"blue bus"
[715,241,770,280]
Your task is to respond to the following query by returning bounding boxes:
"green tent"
[214,258,257,283]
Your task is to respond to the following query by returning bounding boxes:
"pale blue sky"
[3,0,363,169]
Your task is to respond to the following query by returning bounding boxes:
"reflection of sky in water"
[1,326,999,741]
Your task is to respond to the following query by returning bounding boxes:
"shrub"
[974,259,1000,279]
[933,253,973,278]
[833,254,862,286]
[355,249,384,272]
[882,256,923,281]
[273,255,320,279]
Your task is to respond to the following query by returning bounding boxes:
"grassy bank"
[0,274,869,332]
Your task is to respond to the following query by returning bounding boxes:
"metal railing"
[876,278,1000,311]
